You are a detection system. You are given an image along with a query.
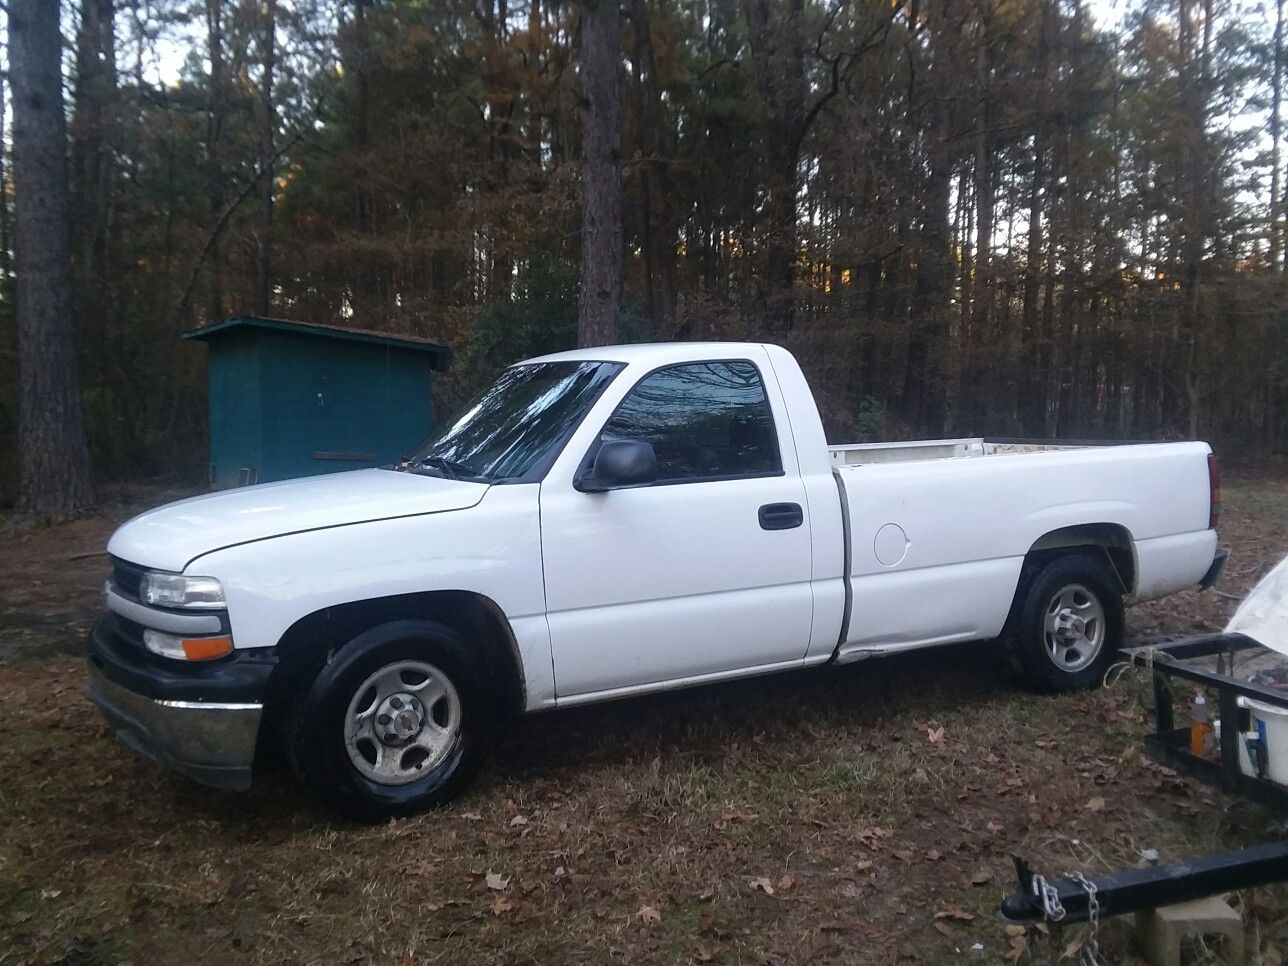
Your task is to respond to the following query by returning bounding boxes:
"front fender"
[187,484,556,709]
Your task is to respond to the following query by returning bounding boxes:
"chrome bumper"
[88,663,262,790]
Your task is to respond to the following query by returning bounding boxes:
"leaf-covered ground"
[1,471,1286,964]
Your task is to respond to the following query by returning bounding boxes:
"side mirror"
[578,440,658,492]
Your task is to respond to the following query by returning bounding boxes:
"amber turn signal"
[181,636,233,661]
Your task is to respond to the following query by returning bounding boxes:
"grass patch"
[1,472,1286,962]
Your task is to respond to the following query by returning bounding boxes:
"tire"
[1009,552,1124,693]
[289,619,498,821]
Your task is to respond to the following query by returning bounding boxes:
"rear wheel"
[290,620,498,820]
[1010,553,1124,692]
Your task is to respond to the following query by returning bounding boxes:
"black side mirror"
[578,440,658,492]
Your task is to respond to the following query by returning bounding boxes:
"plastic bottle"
[1190,693,1212,756]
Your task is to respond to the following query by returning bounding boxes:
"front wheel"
[1010,553,1124,693]
[289,620,498,821]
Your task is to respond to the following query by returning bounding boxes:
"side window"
[599,360,782,483]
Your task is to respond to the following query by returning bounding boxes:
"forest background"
[1,0,1285,512]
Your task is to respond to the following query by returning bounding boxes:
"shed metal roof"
[183,315,453,371]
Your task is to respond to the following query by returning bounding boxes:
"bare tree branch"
[172,101,323,326]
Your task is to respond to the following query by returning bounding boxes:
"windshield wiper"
[412,455,468,480]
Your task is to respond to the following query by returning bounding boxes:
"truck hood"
[108,469,488,572]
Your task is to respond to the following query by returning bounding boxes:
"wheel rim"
[344,660,462,786]
[1042,582,1106,673]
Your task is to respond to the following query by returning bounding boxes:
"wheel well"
[998,529,1132,644]
[261,591,527,735]
[1025,523,1136,595]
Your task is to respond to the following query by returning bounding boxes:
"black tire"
[289,619,498,821]
[1009,552,1124,693]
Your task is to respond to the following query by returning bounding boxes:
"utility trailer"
[997,557,1288,945]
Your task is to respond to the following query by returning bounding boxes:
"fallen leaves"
[741,873,797,896]
[856,826,895,849]
[6,479,1288,964]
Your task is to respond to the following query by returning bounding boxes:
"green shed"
[183,316,453,488]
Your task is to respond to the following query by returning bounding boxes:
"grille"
[110,613,148,652]
[110,556,147,601]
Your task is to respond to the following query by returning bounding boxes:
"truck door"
[539,356,814,699]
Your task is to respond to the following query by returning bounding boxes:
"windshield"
[403,361,623,483]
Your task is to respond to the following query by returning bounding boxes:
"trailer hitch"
[999,843,1288,926]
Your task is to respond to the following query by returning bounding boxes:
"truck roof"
[521,342,778,367]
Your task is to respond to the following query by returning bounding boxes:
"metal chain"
[1032,873,1066,922]
[1066,871,1101,966]
[1027,871,1104,966]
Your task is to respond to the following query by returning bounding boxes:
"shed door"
[262,337,430,480]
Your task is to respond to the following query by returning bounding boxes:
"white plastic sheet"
[1225,554,1288,655]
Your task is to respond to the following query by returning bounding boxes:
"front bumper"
[87,615,275,790]
[88,663,262,789]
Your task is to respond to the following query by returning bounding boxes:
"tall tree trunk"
[1177,0,1213,435]
[1272,0,1283,268]
[577,0,623,347]
[902,1,955,435]
[631,0,678,335]
[0,61,12,294]
[1021,0,1051,435]
[902,93,952,436]
[255,0,277,314]
[70,0,117,343]
[972,16,994,341]
[11,0,94,517]
[204,0,226,321]
[742,0,805,333]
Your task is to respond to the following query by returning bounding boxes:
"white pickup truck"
[88,342,1226,818]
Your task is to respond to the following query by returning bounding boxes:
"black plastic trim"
[87,614,276,704]
[1199,547,1229,590]
[831,469,853,656]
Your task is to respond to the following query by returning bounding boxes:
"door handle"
[759,502,804,531]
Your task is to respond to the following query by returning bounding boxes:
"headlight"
[139,572,226,609]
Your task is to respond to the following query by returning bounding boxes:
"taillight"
[1208,453,1221,530]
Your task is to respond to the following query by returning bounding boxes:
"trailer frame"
[997,632,1288,927]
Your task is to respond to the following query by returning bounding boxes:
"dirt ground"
[1,472,1286,964]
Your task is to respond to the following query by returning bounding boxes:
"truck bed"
[828,436,1124,467]
[826,437,1217,660]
